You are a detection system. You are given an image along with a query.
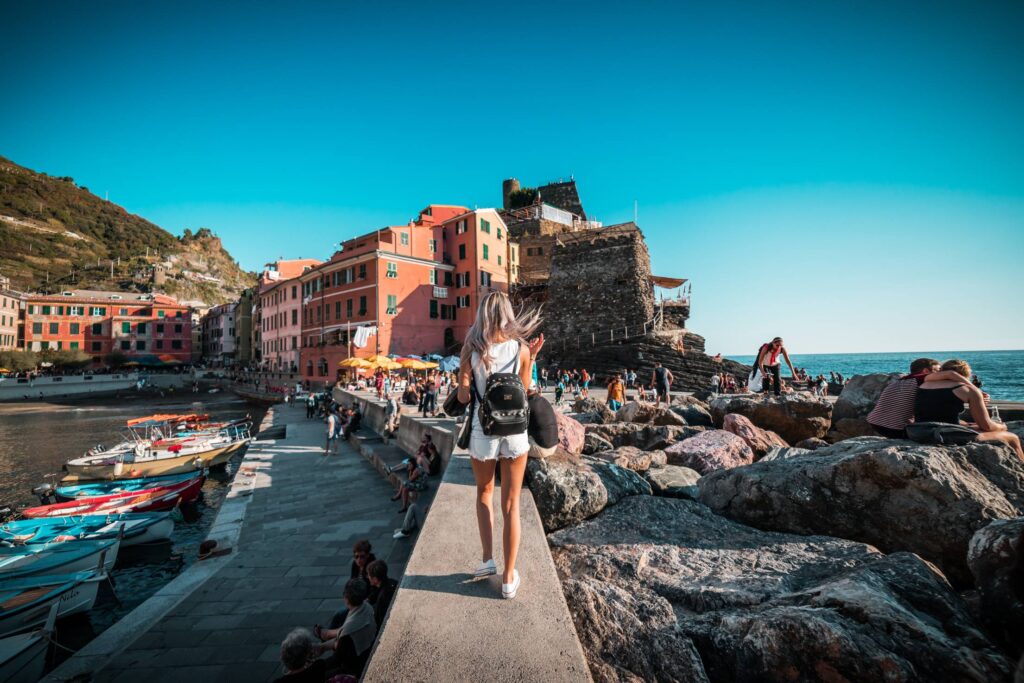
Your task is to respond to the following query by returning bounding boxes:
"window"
[400,232,409,245]
[92,322,102,334]
[121,340,131,350]
[49,322,59,335]
[483,245,489,261]
[136,340,146,350]
[512,247,517,261]
[91,341,101,352]
[481,219,490,234]
[497,227,503,240]
[538,247,544,255]
[119,308,128,316]
[443,271,453,286]
[70,323,80,335]
[90,307,105,316]
[40,341,49,350]
[175,324,183,333]
[156,324,164,334]
[155,340,164,349]
[386,262,398,279]
[429,239,437,253]
[459,244,466,260]
[359,296,367,315]
[31,322,42,334]
[158,310,165,318]
[456,219,467,235]
[527,247,534,256]
[137,322,147,334]
[335,301,341,318]
[498,255,503,266]
[480,271,492,287]
[69,306,82,315]
[122,322,131,334]
[358,264,366,279]
[429,300,438,319]
[387,294,397,315]
[28,305,35,314]
[172,340,182,350]
[429,269,436,285]
[291,310,298,325]
[456,295,470,308]
[42,305,51,315]
[441,304,454,320]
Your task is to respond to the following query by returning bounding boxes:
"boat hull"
[0,541,119,580]
[0,574,102,639]
[55,471,198,501]
[23,476,204,518]
[64,443,237,480]
[0,513,174,548]
[0,631,48,683]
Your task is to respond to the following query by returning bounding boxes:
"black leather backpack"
[477,346,529,437]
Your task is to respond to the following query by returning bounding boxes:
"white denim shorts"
[469,431,530,461]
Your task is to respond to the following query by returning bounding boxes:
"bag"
[477,346,530,437]
[527,391,559,449]
[747,368,764,393]
[443,390,468,418]
[905,422,978,446]
[456,382,476,450]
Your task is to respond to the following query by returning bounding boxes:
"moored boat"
[0,539,118,581]
[0,571,102,640]
[0,603,59,680]
[0,513,174,548]
[54,471,198,501]
[21,476,204,518]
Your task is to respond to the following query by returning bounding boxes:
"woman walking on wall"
[456,291,541,599]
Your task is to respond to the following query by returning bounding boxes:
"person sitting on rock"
[607,373,626,412]
[868,358,974,439]
[914,359,1023,459]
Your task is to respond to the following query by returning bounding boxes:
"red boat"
[20,474,205,518]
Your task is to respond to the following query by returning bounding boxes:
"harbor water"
[0,388,264,661]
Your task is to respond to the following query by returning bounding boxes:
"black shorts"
[870,423,906,439]
[656,384,670,399]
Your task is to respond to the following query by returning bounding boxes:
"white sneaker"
[474,559,496,577]
[502,570,520,599]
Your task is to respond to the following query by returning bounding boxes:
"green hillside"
[0,155,254,304]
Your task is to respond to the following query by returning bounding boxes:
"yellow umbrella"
[338,357,372,369]
[421,361,439,369]
[399,358,430,370]
[0,367,10,373]
[367,357,401,370]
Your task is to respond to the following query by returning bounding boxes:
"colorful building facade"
[21,290,192,364]
[201,302,235,366]
[297,205,515,385]
[259,276,305,372]
[0,285,23,351]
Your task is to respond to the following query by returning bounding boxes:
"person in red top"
[755,337,798,396]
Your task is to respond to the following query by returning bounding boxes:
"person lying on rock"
[868,358,974,439]
[914,359,1023,459]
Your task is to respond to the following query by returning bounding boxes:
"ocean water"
[728,349,1024,402]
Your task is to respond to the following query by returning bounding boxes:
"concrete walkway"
[53,403,409,683]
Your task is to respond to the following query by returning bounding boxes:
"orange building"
[298,205,514,385]
[22,290,192,365]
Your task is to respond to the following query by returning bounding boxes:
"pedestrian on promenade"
[306,392,315,419]
[456,290,541,600]
[325,407,340,455]
[580,368,591,398]
[753,337,799,397]
[651,361,673,406]
[555,377,564,404]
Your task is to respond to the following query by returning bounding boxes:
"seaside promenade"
[45,402,408,682]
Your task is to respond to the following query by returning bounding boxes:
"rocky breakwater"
[549,495,1012,682]
[698,436,1024,586]
[828,372,899,441]
[709,392,832,444]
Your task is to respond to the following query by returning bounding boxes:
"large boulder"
[526,453,651,532]
[795,437,830,450]
[554,411,585,454]
[550,496,1011,683]
[832,372,901,420]
[644,465,700,499]
[671,403,713,427]
[699,437,1024,585]
[968,517,1024,654]
[615,400,659,423]
[828,416,879,442]
[572,397,615,424]
[664,429,754,475]
[709,392,832,444]
[585,422,699,451]
[589,446,666,473]
[581,432,613,455]
[722,413,787,458]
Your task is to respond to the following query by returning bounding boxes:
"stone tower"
[502,178,520,210]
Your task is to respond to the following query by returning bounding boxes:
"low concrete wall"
[397,415,456,470]
[0,372,139,402]
[334,386,388,434]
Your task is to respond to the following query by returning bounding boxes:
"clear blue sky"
[2,1,1022,354]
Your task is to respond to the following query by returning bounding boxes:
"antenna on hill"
[634,200,638,224]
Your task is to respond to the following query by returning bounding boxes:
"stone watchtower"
[502,178,521,210]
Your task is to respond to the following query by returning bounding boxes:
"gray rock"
[795,437,830,450]
[572,397,616,424]
[588,446,667,473]
[664,429,754,474]
[709,392,833,444]
[759,446,812,461]
[550,496,1011,683]
[828,416,880,442]
[644,465,700,499]
[526,453,651,532]
[832,372,901,421]
[585,422,700,451]
[968,516,1024,654]
[698,437,1024,585]
[581,432,613,455]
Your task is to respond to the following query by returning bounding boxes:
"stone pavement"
[87,403,409,682]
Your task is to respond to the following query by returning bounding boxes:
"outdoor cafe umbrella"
[398,358,431,370]
[366,356,402,370]
[338,357,372,369]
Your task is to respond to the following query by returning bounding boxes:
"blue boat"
[0,513,174,547]
[0,571,103,638]
[54,471,200,501]
[0,538,119,580]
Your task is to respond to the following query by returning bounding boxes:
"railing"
[504,203,601,231]
[555,310,663,351]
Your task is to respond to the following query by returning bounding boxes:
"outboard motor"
[32,483,56,505]
[0,505,15,523]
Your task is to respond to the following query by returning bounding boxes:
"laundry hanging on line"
[352,326,378,348]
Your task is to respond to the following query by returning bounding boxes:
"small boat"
[21,476,204,518]
[0,539,118,581]
[0,603,59,681]
[54,471,199,501]
[0,572,102,639]
[0,513,174,548]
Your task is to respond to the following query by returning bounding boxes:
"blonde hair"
[941,359,971,378]
[461,291,541,371]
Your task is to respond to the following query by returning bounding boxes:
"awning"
[651,276,688,289]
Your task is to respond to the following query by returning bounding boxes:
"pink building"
[258,259,321,372]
